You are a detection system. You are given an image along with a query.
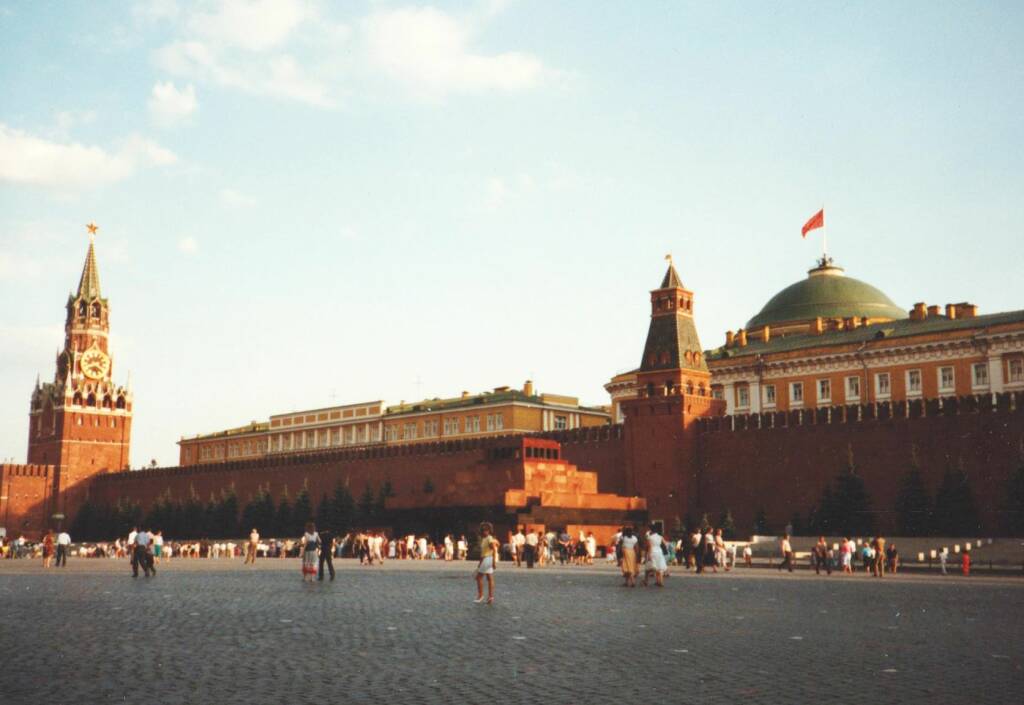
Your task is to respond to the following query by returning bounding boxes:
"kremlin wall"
[3,235,1023,541]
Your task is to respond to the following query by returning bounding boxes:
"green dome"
[746,260,906,329]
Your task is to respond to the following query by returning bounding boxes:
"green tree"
[1004,448,1024,536]
[933,457,981,537]
[789,512,804,536]
[895,446,932,536]
[210,487,239,538]
[333,484,356,533]
[377,480,395,513]
[274,487,293,537]
[315,492,335,532]
[753,508,769,535]
[181,486,206,538]
[816,447,873,536]
[292,485,313,532]
[357,484,376,523]
[718,510,737,539]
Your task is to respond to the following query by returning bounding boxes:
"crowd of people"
[2,523,980,581]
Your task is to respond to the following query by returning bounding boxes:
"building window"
[403,423,417,440]
[332,428,341,445]
[712,386,723,400]
[424,419,438,437]
[763,384,776,407]
[486,414,495,432]
[907,369,922,396]
[875,373,891,398]
[443,418,458,436]
[306,431,315,448]
[790,382,803,405]
[385,426,398,442]
[938,366,955,393]
[1009,358,1024,383]
[846,376,860,400]
[466,416,480,433]
[818,379,831,404]
[494,414,504,430]
[736,385,750,408]
[972,363,988,388]
[554,415,568,430]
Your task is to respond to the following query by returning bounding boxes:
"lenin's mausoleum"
[3,233,1023,541]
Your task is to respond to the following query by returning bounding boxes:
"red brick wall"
[697,394,1024,535]
[1,464,56,539]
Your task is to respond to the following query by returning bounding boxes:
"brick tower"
[622,258,725,528]
[27,225,132,519]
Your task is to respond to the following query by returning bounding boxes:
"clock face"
[81,350,110,380]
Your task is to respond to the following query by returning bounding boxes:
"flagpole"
[821,204,827,261]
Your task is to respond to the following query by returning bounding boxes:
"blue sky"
[2,1,1022,466]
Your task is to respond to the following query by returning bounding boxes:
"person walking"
[886,543,899,574]
[777,533,794,573]
[317,528,335,581]
[474,522,500,605]
[524,529,538,568]
[152,531,163,565]
[813,536,831,576]
[300,522,319,583]
[619,526,639,587]
[872,535,886,578]
[42,531,55,568]
[246,528,259,565]
[961,548,971,577]
[641,524,668,587]
[512,527,526,567]
[56,529,71,567]
[940,547,949,574]
[132,528,155,577]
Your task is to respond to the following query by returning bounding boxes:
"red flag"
[801,209,824,238]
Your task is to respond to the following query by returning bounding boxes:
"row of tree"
[746,446,1024,537]
[71,480,399,542]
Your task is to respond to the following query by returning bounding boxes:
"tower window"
[91,302,101,317]
[116,396,126,409]
[86,393,96,407]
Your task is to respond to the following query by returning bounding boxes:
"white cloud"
[363,7,547,98]
[188,0,312,51]
[178,236,199,254]
[0,124,178,188]
[148,2,554,106]
[220,187,255,208]
[149,81,198,127]
[133,0,179,24]
[154,40,334,107]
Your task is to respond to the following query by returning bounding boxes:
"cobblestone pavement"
[0,559,1021,705]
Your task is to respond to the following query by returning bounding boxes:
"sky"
[1,1,1022,467]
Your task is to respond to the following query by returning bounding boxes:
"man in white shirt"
[524,530,539,569]
[56,531,71,567]
[512,529,525,567]
[246,528,259,564]
[132,528,155,578]
[778,534,794,573]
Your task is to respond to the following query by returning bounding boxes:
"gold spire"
[77,224,102,299]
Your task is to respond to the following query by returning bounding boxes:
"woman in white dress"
[642,524,667,587]
[300,522,319,583]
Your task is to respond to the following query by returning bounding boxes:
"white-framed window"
[486,414,495,432]
[818,379,831,404]
[846,376,860,401]
[554,415,568,430]
[494,413,504,430]
[737,385,750,408]
[332,428,341,446]
[938,366,955,393]
[712,386,724,400]
[402,423,417,440]
[466,416,480,433]
[875,372,891,399]
[443,418,457,435]
[972,363,989,388]
[424,419,439,437]
[790,382,803,405]
[906,369,922,396]
[384,426,398,442]
[763,384,776,407]
[1008,358,1024,383]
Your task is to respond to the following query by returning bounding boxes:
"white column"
[988,352,1005,393]
[722,382,735,415]
[750,380,762,414]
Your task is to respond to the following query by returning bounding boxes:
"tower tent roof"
[660,262,684,289]
[76,240,101,300]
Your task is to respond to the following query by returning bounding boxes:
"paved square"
[0,559,1021,705]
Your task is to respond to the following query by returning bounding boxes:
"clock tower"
[27,225,132,519]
